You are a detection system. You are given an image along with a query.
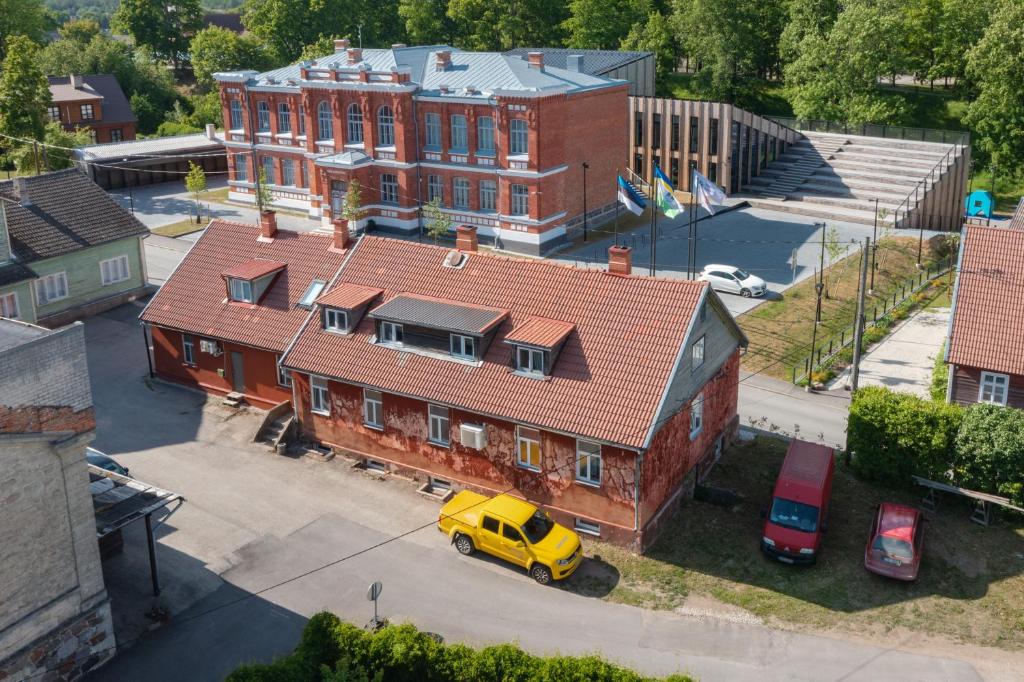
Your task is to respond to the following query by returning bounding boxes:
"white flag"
[693,170,726,214]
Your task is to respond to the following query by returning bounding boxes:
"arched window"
[256,101,270,131]
[317,101,333,141]
[229,100,243,130]
[377,105,394,146]
[277,101,291,134]
[346,103,363,144]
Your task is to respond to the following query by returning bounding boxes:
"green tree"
[129,93,164,134]
[564,0,649,50]
[298,35,337,62]
[398,0,455,45]
[423,196,451,243]
[0,36,51,143]
[185,91,224,128]
[621,11,676,83]
[0,0,48,61]
[341,179,366,226]
[255,166,273,211]
[190,26,276,90]
[447,0,567,51]
[931,0,989,88]
[57,17,101,44]
[112,0,202,70]
[11,122,93,173]
[185,161,207,222]
[954,404,1024,505]
[778,0,838,66]
[963,0,1024,170]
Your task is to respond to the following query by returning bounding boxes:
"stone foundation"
[0,600,115,682]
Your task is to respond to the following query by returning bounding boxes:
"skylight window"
[299,279,327,307]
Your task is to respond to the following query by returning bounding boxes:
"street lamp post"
[870,197,877,293]
[123,158,134,214]
[581,162,589,242]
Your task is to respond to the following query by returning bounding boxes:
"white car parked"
[699,265,768,298]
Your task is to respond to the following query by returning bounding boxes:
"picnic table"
[911,475,1024,526]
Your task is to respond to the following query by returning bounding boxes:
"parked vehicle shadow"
[558,554,620,598]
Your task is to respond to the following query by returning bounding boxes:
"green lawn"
[569,437,1024,650]
[968,168,1024,214]
[151,217,206,237]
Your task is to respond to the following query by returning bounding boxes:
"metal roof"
[369,293,509,335]
[89,464,184,538]
[74,133,222,162]
[504,48,651,75]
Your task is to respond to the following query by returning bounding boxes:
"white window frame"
[380,321,403,344]
[428,404,450,446]
[425,112,441,148]
[509,118,528,156]
[479,180,496,212]
[36,271,68,305]
[100,255,130,286]
[80,103,94,120]
[511,184,529,216]
[324,308,348,333]
[516,426,541,470]
[692,335,705,370]
[979,371,1009,406]
[310,375,330,415]
[576,439,601,486]
[182,334,195,365]
[690,392,704,440]
[450,114,467,151]
[516,346,544,375]
[574,518,601,537]
[0,291,20,319]
[477,116,495,154]
[48,105,60,122]
[298,279,325,307]
[363,389,383,429]
[450,334,475,360]
[234,153,248,181]
[276,354,291,387]
[229,278,253,303]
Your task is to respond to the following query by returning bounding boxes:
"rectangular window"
[380,321,403,344]
[324,308,347,332]
[428,404,450,446]
[281,159,295,186]
[690,392,704,439]
[516,346,544,375]
[261,156,274,184]
[427,174,443,204]
[425,112,441,148]
[182,334,195,365]
[380,174,398,204]
[692,335,705,370]
[99,255,130,285]
[670,158,679,186]
[633,153,643,176]
[634,112,644,147]
[36,272,68,305]
[574,518,601,537]
[80,104,94,120]
[276,355,291,387]
[709,118,719,155]
[234,154,248,182]
[482,515,500,534]
[670,114,680,151]
[479,180,496,212]
[651,113,661,149]
[689,116,699,153]
[709,162,718,184]
[453,177,469,210]
[516,426,541,470]
[0,292,19,319]
[576,440,601,486]
[310,376,330,415]
[979,372,1009,405]
[48,106,60,121]
[230,100,244,130]
[363,389,383,428]
[229,278,253,302]
[477,116,495,154]
[450,114,467,151]
[450,334,475,360]
[110,129,123,142]
[298,105,306,136]
[510,184,529,216]
[278,103,292,134]
[509,118,528,156]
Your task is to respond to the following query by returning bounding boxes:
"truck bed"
[438,490,489,536]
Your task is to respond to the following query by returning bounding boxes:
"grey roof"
[0,169,149,263]
[316,149,372,168]
[0,261,36,287]
[0,318,50,353]
[75,132,222,162]
[239,45,619,99]
[504,48,650,75]
[1009,197,1024,231]
[369,294,508,335]
[47,75,136,125]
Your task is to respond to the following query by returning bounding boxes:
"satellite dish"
[443,249,464,268]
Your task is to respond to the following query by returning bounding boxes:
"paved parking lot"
[82,302,992,682]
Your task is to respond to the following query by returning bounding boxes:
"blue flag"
[617,176,646,216]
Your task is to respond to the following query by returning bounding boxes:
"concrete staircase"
[741,131,961,227]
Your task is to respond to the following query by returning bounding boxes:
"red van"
[761,440,835,565]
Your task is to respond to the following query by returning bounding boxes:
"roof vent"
[439,84,451,94]
[464,84,478,95]
[567,54,583,72]
[442,249,467,269]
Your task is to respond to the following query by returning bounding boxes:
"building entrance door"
[330,180,347,217]
[230,351,245,393]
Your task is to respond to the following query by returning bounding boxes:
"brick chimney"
[527,52,544,71]
[456,225,478,252]
[70,74,84,88]
[347,48,362,65]
[332,217,351,250]
[205,123,216,140]
[435,50,452,71]
[608,245,632,276]
[259,210,278,239]
[334,38,350,52]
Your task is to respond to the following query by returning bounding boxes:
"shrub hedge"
[955,404,1024,506]
[227,614,696,682]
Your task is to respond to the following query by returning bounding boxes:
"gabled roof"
[47,75,136,124]
[0,169,148,263]
[947,224,1024,376]
[316,283,382,309]
[222,259,286,281]
[140,220,347,352]
[504,316,575,348]
[283,237,709,448]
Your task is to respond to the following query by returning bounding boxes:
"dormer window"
[368,293,507,360]
[221,259,286,304]
[229,278,253,302]
[450,334,476,360]
[516,346,545,375]
[504,316,574,378]
[380,321,403,344]
[324,308,348,333]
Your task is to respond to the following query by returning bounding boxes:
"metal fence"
[792,255,954,384]
[768,117,970,146]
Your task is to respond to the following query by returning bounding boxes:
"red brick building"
[139,214,347,409]
[945,222,1024,407]
[47,75,137,144]
[214,42,627,255]
[278,224,747,551]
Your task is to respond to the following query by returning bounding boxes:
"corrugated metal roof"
[75,133,221,162]
[369,293,508,334]
[504,48,650,75]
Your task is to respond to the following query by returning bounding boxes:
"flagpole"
[688,170,696,280]
[650,165,657,276]
[614,168,620,247]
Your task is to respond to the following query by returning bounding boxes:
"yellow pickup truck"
[438,490,582,584]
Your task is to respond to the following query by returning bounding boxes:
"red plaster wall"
[150,326,291,409]
[292,373,638,534]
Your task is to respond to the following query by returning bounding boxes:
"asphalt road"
[738,373,850,449]
[81,304,986,682]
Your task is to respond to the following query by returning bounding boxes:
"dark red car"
[864,503,924,581]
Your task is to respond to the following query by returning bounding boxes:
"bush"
[954,404,1024,506]
[848,386,963,486]
[930,342,948,401]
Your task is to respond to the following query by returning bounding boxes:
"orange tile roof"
[141,220,347,352]
[504,316,576,348]
[1010,197,1024,231]
[283,237,710,448]
[947,225,1024,376]
[221,259,287,280]
[316,283,383,309]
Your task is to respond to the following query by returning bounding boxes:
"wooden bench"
[911,475,1024,526]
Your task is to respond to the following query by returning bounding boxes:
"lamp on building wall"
[582,162,589,242]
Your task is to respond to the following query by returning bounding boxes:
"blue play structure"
[965,190,994,218]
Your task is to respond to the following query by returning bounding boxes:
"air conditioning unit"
[200,339,222,356]
[459,423,487,450]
